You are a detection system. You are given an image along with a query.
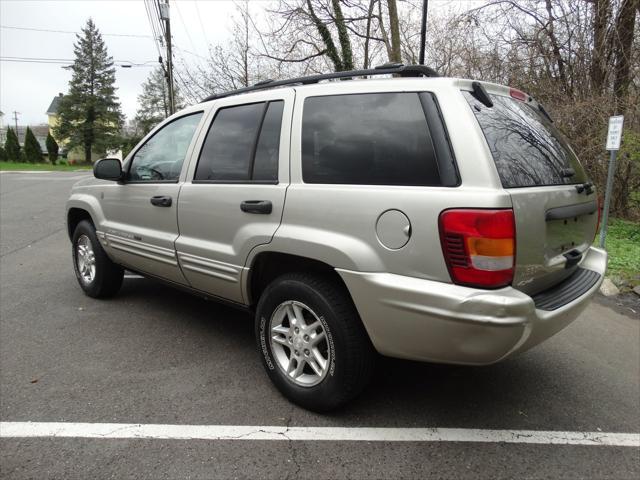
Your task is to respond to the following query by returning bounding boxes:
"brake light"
[509,88,528,102]
[439,209,515,288]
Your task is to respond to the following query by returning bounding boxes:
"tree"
[46,132,59,164]
[0,145,6,162]
[23,127,43,163]
[55,19,123,163]
[134,66,183,135]
[4,127,20,162]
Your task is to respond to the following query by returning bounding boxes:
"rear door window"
[194,101,283,182]
[463,91,587,188]
[301,93,443,186]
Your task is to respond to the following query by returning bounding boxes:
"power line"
[1,56,156,67]
[0,24,153,38]
[173,0,199,57]
[144,0,164,58]
[193,0,209,47]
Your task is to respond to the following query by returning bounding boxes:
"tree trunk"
[590,0,611,94]
[544,0,570,96]
[386,0,402,63]
[307,0,343,71]
[363,0,376,69]
[612,0,637,111]
[84,143,92,164]
[331,0,354,70]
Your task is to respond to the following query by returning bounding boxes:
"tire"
[72,220,124,298]
[255,272,375,411]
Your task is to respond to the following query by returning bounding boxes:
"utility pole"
[419,0,429,65]
[159,0,175,115]
[12,111,20,132]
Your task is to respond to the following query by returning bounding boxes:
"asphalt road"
[1,171,638,479]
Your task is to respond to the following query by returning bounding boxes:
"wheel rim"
[269,300,331,387]
[76,235,96,284]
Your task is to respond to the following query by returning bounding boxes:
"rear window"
[302,93,442,186]
[463,91,587,188]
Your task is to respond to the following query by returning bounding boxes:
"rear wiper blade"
[471,81,493,108]
[538,103,553,123]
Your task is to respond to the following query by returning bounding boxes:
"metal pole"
[161,1,175,115]
[418,0,428,65]
[599,149,618,248]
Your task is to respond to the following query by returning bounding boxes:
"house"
[0,111,5,144]
[46,93,64,144]
[45,93,119,162]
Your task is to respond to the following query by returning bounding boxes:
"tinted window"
[302,93,441,186]
[253,101,284,181]
[195,103,264,181]
[128,112,202,182]
[463,91,587,188]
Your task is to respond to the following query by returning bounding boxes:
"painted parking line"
[1,423,638,447]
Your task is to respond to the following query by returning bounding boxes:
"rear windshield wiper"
[538,103,553,123]
[471,81,493,108]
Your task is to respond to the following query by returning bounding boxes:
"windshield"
[463,91,588,188]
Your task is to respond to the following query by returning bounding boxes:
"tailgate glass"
[462,91,587,188]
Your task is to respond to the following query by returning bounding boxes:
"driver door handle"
[150,195,172,207]
[240,200,272,214]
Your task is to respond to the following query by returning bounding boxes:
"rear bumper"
[337,246,607,365]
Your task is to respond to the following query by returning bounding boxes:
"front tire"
[72,220,123,298]
[255,273,374,411]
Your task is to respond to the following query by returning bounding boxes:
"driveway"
[1,171,638,479]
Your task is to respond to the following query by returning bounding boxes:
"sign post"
[599,115,624,248]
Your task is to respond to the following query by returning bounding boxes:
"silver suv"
[66,64,607,411]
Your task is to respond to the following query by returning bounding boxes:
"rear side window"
[195,101,283,182]
[463,91,587,188]
[302,93,442,186]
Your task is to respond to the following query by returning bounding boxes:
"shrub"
[23,127,43,163]
[4,127,20,161]
[46,133,59,164]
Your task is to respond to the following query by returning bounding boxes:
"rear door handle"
[150,195,172,207]
[240,200,272,214]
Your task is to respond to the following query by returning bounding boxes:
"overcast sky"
[0,0,470,127]
[0,0,240,125]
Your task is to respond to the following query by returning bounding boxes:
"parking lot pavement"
[1,171,639,479]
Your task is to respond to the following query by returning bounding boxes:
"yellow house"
[46,93,64,144]
[45,93,120,162]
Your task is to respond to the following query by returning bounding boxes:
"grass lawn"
[601,218,640,288]
[0,161,92,171]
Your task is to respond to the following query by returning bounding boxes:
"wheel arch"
[67,207,95,240]
[245,251,354,308]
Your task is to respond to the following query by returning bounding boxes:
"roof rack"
[201,63,439,102]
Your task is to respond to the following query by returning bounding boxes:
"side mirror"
[93,158,123,181]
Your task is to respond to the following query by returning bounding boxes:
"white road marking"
[0,422,637,447]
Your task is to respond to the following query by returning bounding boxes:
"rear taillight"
[439,209,516,289]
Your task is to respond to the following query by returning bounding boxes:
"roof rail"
[201,63,439,102]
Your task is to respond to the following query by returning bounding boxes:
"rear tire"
[72,220,123,298]
[255,273,374,411]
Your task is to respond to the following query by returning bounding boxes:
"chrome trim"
[105,233,178,266]
[177,252,240,283]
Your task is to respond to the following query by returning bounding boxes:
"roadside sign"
[606,115,624,151]
[600,115,625,248]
